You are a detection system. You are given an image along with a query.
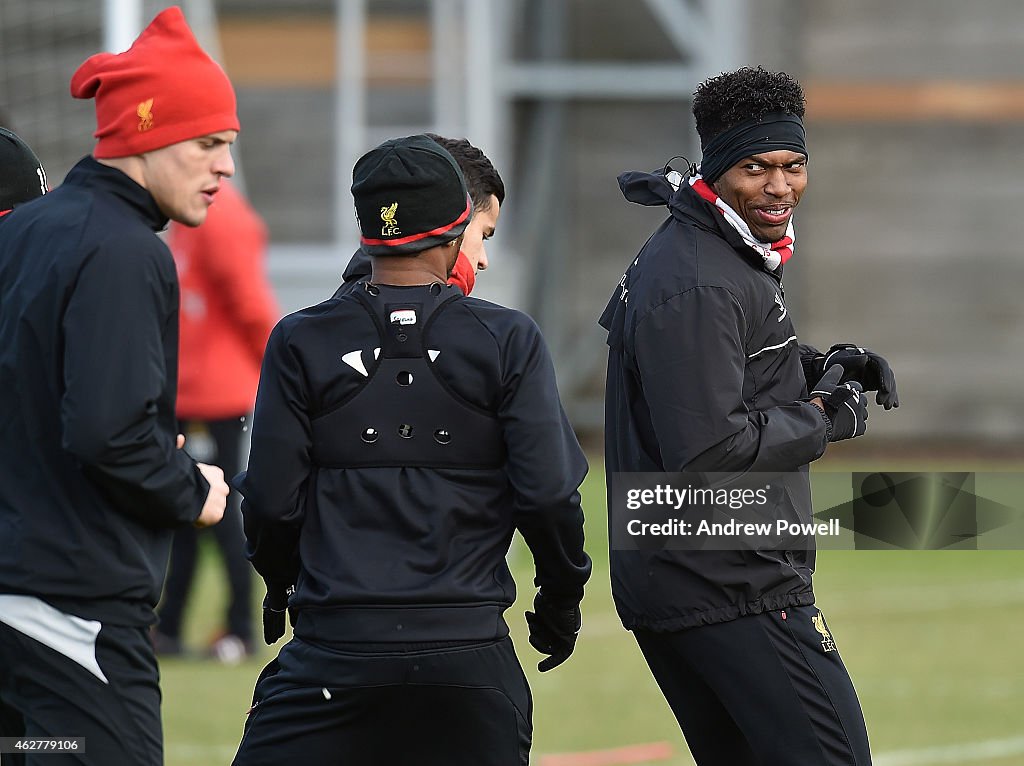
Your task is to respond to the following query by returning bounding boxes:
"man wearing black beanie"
[0,127,48,216]
[337,133,505,297]
[601,68,897,765]
[233,134,591,766]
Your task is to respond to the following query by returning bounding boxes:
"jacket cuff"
[807,400,832,442]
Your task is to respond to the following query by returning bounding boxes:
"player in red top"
[154,180,279,661]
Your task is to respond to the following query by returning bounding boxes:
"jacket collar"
[617,168,771,274]
[64,156,169,232]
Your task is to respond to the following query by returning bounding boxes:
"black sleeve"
[634,287,827,474]
[237,320,312,584]
[798,342,824,391]
[499,318,592,602]
[60,239,208,528]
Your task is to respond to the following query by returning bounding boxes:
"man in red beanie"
[0,8,235,765]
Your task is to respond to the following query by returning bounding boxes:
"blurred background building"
[3,0,1023,449]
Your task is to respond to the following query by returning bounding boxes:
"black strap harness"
[310,282,506,469]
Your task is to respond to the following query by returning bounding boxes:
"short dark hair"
[425,134,505,211]
[692,67,806,147]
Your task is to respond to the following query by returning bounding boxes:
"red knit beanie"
[70,6,239,159]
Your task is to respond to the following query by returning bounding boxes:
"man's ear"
[446,234,464,275]
[445,243,458,276]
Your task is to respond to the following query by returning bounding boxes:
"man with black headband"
[600,67,895,765]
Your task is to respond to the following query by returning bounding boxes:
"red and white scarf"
[668,170,794,271]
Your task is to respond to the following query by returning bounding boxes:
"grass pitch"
[161,461,1024,765]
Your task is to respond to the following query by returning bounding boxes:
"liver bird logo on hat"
[380,202,400,237]
[137,98,154,132]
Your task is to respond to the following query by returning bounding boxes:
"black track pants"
[635,605,871,766]
[0,616,161,766]
[158,416,253,643]
[232,636,532,766]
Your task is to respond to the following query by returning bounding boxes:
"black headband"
[699,111,807,183]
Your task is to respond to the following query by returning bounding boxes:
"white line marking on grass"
[875,735,1024,765]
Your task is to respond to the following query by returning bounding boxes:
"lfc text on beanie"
[352,135,472,257]
[70,6,239,159]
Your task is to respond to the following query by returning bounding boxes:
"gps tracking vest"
[310,282,506,469]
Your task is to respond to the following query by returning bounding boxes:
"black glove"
[820,344,898,409]
[805,343,898,409]
[262,584,294,645]
[525,592,581,672]
[808,364,868,442]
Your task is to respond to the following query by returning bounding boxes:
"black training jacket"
[599,169,827,632]
[239,283,591,644]
[0,157,210,626]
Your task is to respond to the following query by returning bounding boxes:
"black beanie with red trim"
[0,127,47,214]
[352,134,472,256]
